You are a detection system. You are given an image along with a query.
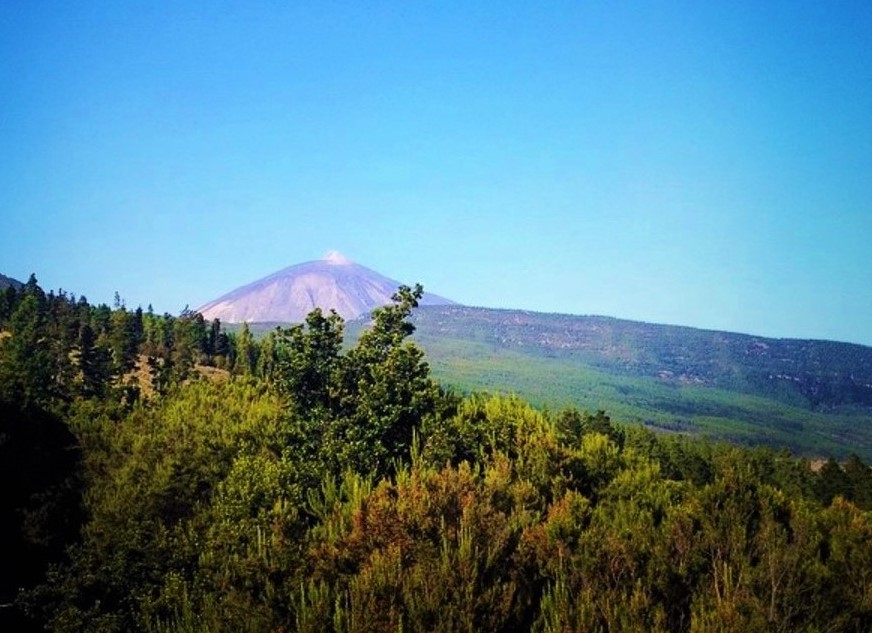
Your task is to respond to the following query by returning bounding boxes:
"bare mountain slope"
[198,251,455,323]
[0,274,23,291]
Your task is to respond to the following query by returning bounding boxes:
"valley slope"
[398,305,872,459]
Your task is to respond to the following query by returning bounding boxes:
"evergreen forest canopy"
[2,276,872,632]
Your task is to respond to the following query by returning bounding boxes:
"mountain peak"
[197,255,456,323]
[323,250,352,265]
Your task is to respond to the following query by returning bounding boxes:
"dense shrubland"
[2,278,872,631]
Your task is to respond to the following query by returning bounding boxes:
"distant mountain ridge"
[0,273,23,291]
[198,251,456,323]
[408,305,872,410]
[390,305,872,458]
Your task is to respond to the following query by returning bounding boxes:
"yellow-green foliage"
[14,353,872,633]
[28,385,872,633]
[13,281,872,632]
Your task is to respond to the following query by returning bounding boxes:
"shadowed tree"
[0,292,54,408]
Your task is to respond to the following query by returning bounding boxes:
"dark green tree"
[0,293,54,407]
[206,318,221,358]
[0,284,19,326]
[333,284,440,476]
[108,308,138,378]
[272,285,440,478]
[275,308,344,416]
[843,454,872,510]
[232,322,256,376]
[255,329,279,379]
[131,307,144,350]
[77,322,112,399]
[816,457,851,505]
[91,304,112,338]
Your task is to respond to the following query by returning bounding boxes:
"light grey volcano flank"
[197,252,456,323]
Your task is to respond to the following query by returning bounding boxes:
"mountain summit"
[197,252,456,323]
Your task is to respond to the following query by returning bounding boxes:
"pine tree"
[109,308,138,377]
[232,322,256,376]
[337,284,439,475]
[0,292,54,407]
[256,329,279,378]
[77,322,112,398]
[275,308,344,415]
[0,284,19,326]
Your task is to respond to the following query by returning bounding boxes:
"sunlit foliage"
[2,278,872,632]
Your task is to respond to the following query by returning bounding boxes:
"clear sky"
[1,2,871,345]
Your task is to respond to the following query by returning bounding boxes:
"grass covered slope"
[406,306,872,460]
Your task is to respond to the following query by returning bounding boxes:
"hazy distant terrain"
[0,273,23,291]
[236,303,872,459]
[409,305,872,406]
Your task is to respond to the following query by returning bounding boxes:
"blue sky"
[1,1,871,344]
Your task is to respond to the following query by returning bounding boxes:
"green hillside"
[221,305,872,460]
[400,306,872,460]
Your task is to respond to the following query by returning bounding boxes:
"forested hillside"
[409,306,872,408]
[2,279,872,632]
